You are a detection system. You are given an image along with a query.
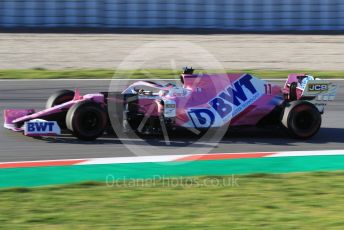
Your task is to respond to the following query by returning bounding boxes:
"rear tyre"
[282,101,321,139]
[66,100,107,141]
[46,90,75,109]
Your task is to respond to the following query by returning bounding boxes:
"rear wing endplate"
[301,80,338,101]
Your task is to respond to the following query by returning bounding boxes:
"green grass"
[0,69,343,79]
[0,171,343,229]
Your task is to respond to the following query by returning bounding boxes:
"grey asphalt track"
[0,79,343,162]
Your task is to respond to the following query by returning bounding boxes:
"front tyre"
[45,90,75,128]
[66,101,107,141]
[282,101,321,139]
[46,90,75,109]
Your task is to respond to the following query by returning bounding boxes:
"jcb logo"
[308,84,328,91]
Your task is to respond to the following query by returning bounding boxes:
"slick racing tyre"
[45,90,75,128]
[46,90,75,109]
[66,100,107,141]
[282,101,321,139]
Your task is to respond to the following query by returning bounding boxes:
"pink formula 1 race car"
[4,68,338,141]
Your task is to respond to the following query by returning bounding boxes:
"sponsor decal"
[165,104,176,108]
[302,81,337,101]
[308,83,328,91]
[163,100,177,118]
[24,119,61,136]
[188,74,262,128]
[188,109,215,128]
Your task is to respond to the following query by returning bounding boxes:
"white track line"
[266,150,344,158]
[76,154,187,165]
[0,150,343,167]
[77,150,344,166]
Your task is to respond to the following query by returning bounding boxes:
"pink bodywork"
[124,73,285,128]
[3,109,35,131]
[283,73,307,100]
[4,92,105,131]
[4,73,286,133]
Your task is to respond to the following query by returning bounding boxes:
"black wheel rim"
[294,111,314,130]
[81,111,99,130]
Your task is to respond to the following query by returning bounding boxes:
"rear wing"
[301,80,338,101]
